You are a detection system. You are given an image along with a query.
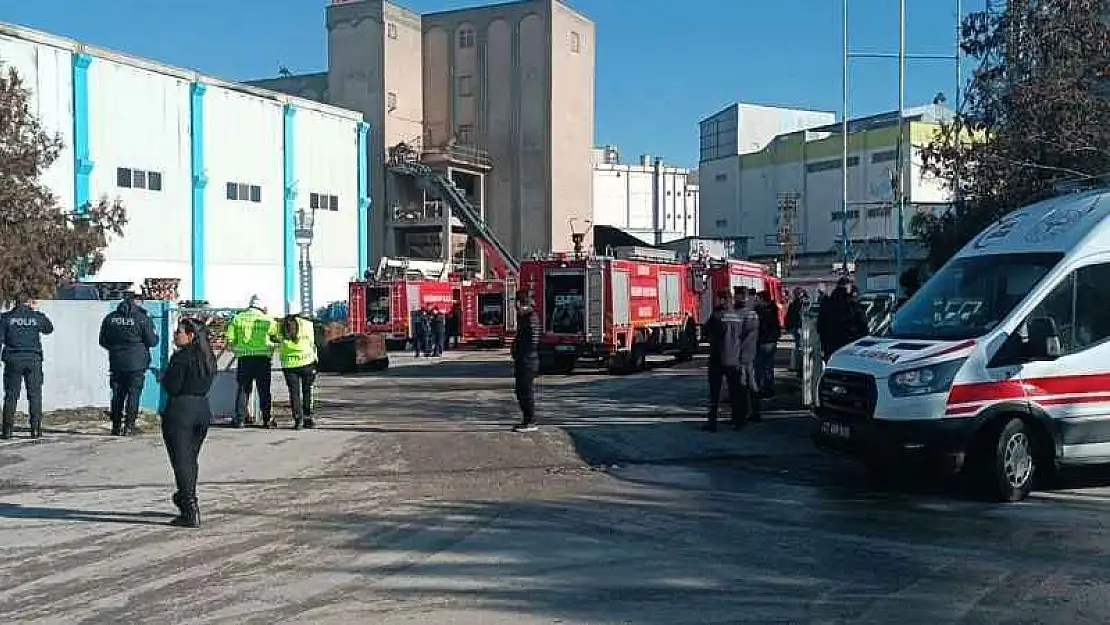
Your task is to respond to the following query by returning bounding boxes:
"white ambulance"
[812,188,1110,501]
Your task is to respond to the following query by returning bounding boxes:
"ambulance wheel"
[986,418,1036,502]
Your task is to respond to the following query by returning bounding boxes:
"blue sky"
[1,0,982,168]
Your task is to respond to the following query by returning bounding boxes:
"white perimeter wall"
[204,86,285,309]
[294,108,360,309]
[0,35,74,213]
[88,57,193,296]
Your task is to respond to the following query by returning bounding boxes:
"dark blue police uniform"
[0,303,54,438]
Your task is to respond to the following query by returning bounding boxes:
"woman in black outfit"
[160,317,217,528]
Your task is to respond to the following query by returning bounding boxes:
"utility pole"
[841,0,850,276]
[895,0,907,289]
[777,192,800,277]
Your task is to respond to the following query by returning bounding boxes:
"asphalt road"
[3,349,1110,624]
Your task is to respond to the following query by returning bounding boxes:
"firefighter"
[98,292,159,436]
[430,307,446,356]
[0,296,54,439]
[703,288,759,432]
[447,303,462,349]
[271,314,318,429]
[226,295,278,428]
[160,317,216,528]
[511,288,541,433]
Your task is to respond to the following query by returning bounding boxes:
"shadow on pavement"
[0,503,175,525]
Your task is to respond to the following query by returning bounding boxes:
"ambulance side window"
[1014,262,1110,358]
[1073,264,1110,351]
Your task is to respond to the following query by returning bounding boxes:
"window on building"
[329,194,339,211]
[132,169,147,190]
[830,210,861,221]
[570,31,581,53]
[457,123,474,145]
[310,192,339,211]
[117,167,132,188]
[457,28,475,49]
[872,149,898,163]
[387,91,397,111]
[387,22,398,39]
[147,171,163,191]
[227,181,262,203]
[116,167,163,191]
[457,75,474,97]
[715,219,728,229]
[714,173,727,182]
[310,193,320,210]
[867,206,893,218]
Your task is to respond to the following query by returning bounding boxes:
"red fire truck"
[348,278,458,349]
[691,258,787,326]
[458,278,517,346]
[518,246,699,374]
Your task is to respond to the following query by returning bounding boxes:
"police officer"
[226,295,277,428]
[511,289,541,433]
[99,292,159,436]
[0,297,54,439]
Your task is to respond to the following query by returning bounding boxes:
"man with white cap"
[226,295,278,428]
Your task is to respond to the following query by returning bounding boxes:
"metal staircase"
[388,159,519,278]
[298,247,313,314]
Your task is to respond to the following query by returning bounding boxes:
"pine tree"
[0,64,126,302]
[913,0,1110,268]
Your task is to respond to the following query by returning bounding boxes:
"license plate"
[821,421,851,439]
[555,345,576,352]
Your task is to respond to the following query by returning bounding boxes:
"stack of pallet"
[142,278,180,302]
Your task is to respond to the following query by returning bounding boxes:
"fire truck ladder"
[388,160,520,279]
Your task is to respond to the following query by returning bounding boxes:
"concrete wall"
[549,0,595,252]
[327,1,390,273]
[12,300,172,413]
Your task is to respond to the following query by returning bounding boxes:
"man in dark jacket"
[411,308,426,358]
[754,290,782,401]
[703,289,760,432]
[817,278,868,362]
[430,307,446,356]
[785,288,808,373]
[1,297,54,439]
[511,289,541,432]
[100,292,160,436]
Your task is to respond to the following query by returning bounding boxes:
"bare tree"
[913,0,1110,268]
[0,64,126,302]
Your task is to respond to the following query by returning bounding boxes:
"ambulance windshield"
[888,252,1063,340]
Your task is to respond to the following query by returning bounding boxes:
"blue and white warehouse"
[0,22,371,312]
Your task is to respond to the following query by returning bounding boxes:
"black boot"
[303,418,315,429]
[29,421,42,439]
[171,491,184,515]
[122,419,139,436]
[293,418,303,430]
[170,496,200,528]
[111,420,122,436]
[1,420,12,440]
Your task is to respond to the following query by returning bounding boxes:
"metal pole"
[895,0,907,292]
[841,0,850,275]
[953,0,962,216]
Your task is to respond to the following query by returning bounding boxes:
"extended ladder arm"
[389,161,520,279]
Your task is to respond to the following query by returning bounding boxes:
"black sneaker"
[512,423,539,433]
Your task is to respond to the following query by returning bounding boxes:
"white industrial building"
[590,146,699,245]
[0,22,370,312]
[698,103,955,290]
